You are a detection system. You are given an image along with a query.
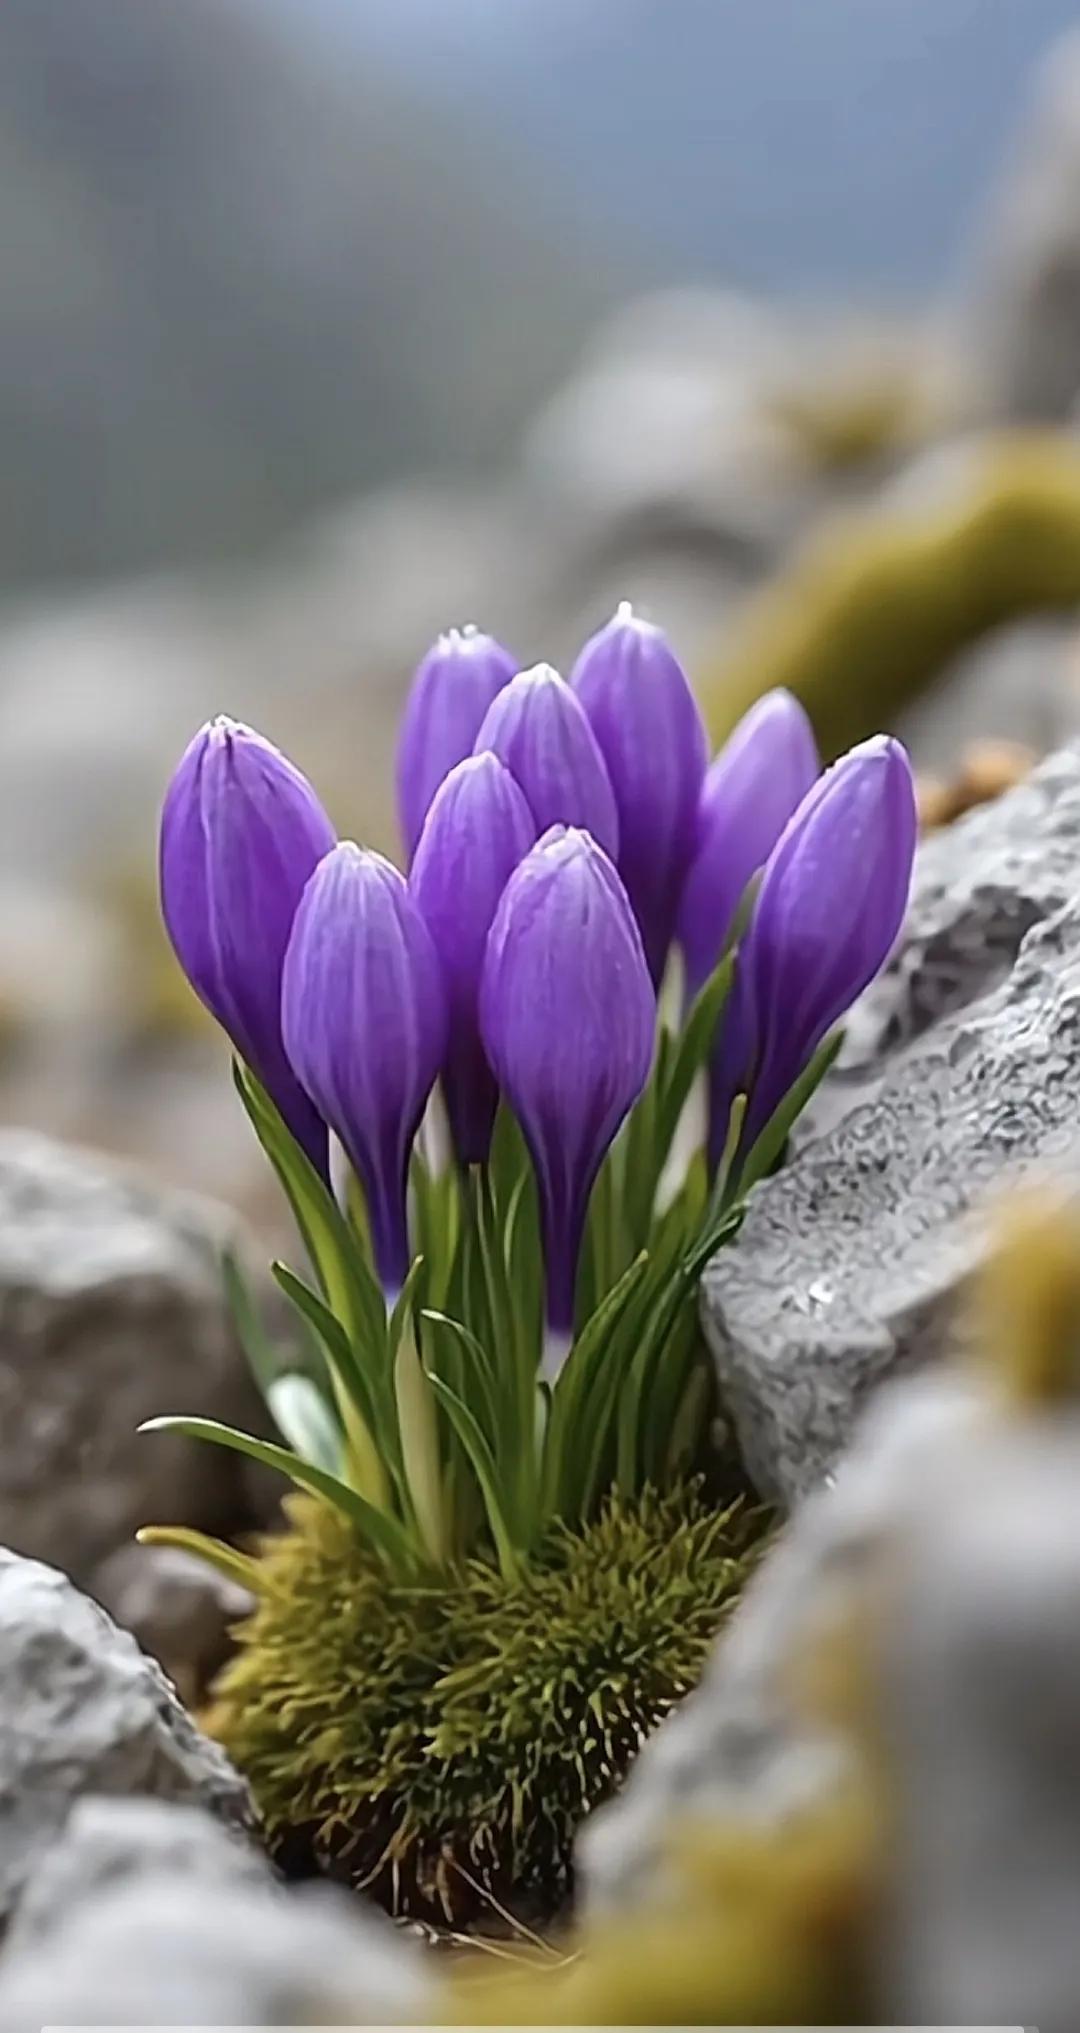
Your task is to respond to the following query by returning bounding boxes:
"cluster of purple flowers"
[160,606,916,1332]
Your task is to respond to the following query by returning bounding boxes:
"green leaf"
[426,1375,520,1583]
[738,1028,845,1199]
[271,1262,388,1507]
[233,1063,386,1357]
[138,1416,418,1572]
[266,1373,343,1474]
[135,1525,263,1596]
[709,1091,747,1217]
[409,1152,461,1312]
[487,1101,531,1208]
[616,1264,696,1494]
[653,951,734,1180]
[543,1253,650,1518]
[421,1309,500,1448]
[388,1255,428,1367]
[394,1327,447,1565]
[663,1361,712,1479]
[683,1203,745,1283]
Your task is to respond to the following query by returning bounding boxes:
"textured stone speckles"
[0,1549,252,1927]
[703,745,1080,1504]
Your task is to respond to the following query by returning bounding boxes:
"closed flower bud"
[480,827,654,1333]
[678,689,820,1000]
[396,625,518,860]
[159,716,336,1174]
[473,664,619,859]
[410,753,537,1165]
[571,602,707,984]
[725,734,917,1159]
[281,844,447,1292]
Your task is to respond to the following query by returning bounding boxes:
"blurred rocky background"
[6,10,1080,2009]
[4,0,1080,1219]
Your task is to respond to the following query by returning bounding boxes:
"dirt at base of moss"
[207,1480,765,1929]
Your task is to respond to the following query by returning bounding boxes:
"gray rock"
[895,616,1074,777]
[879,1420,1080,2033]
[6,1797,268,1953]
[974,32,1080,419]
[846,740,1080,1074]
[583,1364,1080,2031]
[579,1368,979,1914]
[0,1876,430,2029]
[703,743,1080,1504]
[0,1549,251,1927]
[0,1130,271,1582]
[93,1541,254,1706]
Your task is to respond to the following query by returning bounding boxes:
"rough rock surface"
[882,1423,1080,2033]
[0,1130,272,1583]
[583,1360,1080,2031]
[93,1541,254,1706]
[703,743,1080,1505]
[6,1797,268,1952]
[844,739,1080,1074]
[0,1876,430,2029]
[0,1549,252,1927]
[579,1369,980,1915]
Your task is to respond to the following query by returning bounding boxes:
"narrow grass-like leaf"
[543,1253,650,1517]
[271,1262,388,1505]
[266,1373,343,1474]
[738,1028,844,1199]
[422,1310,500,1449]
[652,952,733,1184]
[138,1416,417,1571]
[426,1376,520,1583]
[233,1063,386,1357]
[135,1525,264,1595]
[395,1329,447,1564]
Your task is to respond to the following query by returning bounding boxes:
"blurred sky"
[280,0,1080,295]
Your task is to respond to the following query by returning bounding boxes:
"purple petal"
[473,664,619,861]
[572,603,707,984]
[396,626,517,860]
[282,843,447,1290]
[480,826,654,1331]
[741,734,917,1149]
[679,689,819,1002]
[159,716,336,1174]
[410,753,537,1164]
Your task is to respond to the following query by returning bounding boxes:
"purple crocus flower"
[571,602,707,985]
[410,752,537,1165]
[473,664,620,860]
[281,843,447,1292]
[159,716,336,1175]
[480,826,654,1335]
[396,625,517,861]
[710,734,917,1168]
[678,689,820,1000]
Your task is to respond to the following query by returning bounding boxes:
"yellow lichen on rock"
[975,1188,1080,1407]
[703,433,1080,759]
[452,1797,877,2026]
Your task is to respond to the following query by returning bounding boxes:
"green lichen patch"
[208,1480,764,1928]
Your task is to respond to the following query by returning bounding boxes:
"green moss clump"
[703,432,1080,759]
[208,1481,763,1927]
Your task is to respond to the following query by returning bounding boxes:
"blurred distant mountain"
[285,0,1080,294]
[2,0,1075,592]
[0,0,611,586]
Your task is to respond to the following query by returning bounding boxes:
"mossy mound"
[207,1481,763,1928]
[703,432,1080,759]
